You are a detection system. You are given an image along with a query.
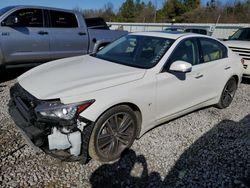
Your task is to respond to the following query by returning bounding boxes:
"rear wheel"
[89,105,137,162]
[216,77,237,109]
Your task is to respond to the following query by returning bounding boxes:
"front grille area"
[10,83,40,124]
[9,84,91,162]
[9,84,53,148]
[229,46,250,61]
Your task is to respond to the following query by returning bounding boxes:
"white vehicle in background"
[224,27,250,78]
[9,32,243,163]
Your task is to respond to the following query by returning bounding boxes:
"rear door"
[197,37,229,97]
[1,8,50,63]
[47,10,88,59]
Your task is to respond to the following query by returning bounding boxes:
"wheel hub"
[96,112,135,157]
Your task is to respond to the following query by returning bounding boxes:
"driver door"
[1,8,50,64]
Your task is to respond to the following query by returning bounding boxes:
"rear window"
[50,10,78,28]
[85,17,109,29]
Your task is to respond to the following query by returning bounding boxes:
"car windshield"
[230,28,250,41]
[0,6,15,17]
[95,35,174,69]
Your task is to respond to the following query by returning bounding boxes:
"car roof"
[2,5,76,13]
[129,31,195,40]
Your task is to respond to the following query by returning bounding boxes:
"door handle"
[38,31,48,35]
[224,66,231,70]
[195,73,203,79]
[1,32,9,36]
[78,32,86,36]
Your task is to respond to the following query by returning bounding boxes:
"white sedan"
[9,32,243,163]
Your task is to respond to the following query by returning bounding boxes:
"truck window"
[230,28,250,41]
[85,17,109,29]
[3,8,43,27]
[185,28,207,35]
[50,10,78,28]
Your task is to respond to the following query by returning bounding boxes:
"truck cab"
[0,6,127,68]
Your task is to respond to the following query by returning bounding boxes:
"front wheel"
[216,77,237,109]
[89,105,137,162]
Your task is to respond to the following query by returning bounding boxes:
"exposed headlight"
[35,100,94,120]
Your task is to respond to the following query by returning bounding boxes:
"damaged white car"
[9,32,243,163]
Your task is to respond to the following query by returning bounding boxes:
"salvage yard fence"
[107,22,250,39]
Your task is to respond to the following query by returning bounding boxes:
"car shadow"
[90,149,162,188]
[90,115,250,188]
[0,67,32,83]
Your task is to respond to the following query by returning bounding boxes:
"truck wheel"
[89,105,137,162]
[216,77,237,109]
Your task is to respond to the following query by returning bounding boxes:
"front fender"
[66,78,156,137]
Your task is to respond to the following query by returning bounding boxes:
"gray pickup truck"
[0,6,128,68]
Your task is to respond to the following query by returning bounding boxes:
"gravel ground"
[0,72,250,187]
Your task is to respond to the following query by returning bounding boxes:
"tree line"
[75,0,250,23]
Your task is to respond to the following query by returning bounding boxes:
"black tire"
[0,65,5,71]
[89,105,137,162]
[216,77,237,109]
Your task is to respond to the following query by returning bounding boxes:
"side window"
[167,38,199,66]
[4,8,43,27]
[50,10,78,28]
[247,29,250,40]
[239,29,250,40]
[200,38,227,63]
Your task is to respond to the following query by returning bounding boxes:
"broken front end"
[8,83,94,163]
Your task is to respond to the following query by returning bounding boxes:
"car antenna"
[209,14,221,36]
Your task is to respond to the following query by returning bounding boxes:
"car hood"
[18,55,146,100]
[224,40,250,49]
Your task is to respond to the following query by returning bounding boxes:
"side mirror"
[1,16,19,26]
[169,60,192,73]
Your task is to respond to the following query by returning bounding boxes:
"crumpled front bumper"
[8,100,46,153]
[8,83,93,163]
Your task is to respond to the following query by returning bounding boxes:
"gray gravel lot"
[0,73,250,187]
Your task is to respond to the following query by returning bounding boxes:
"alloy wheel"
[96,112,135,158]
